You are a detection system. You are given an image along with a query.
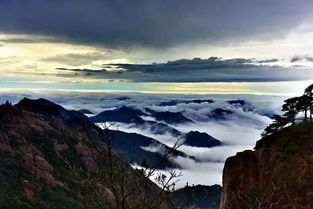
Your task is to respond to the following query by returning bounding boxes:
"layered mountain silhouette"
[13,98,222,169]
[90,106,195,140]
[104,130,193,169]
[0,99,222,209]
[89,105,223,152]
[157,99,214,107]
[91,106,193,124]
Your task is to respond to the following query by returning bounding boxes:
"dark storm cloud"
[110,57,280,72]
[0,0,312,48]
[55,57,313,82]
[291,56,313,63]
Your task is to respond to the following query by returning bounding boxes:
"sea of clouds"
[0,91,286,187]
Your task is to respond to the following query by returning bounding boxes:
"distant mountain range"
[104,129,193,169]
[157,99,214,106]
[0,98,222,209]
[13,98,223,170]
[90,106,146,124]
[90,106,193,124]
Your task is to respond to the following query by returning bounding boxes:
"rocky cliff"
[219,122,313,209]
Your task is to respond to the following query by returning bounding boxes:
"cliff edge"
[220,122,313,209]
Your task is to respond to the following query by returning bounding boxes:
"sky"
[1,0,313,95]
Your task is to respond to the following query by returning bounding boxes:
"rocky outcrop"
[75,142,98,172]
[219,148,279,209]
[23,153,65,187]
[95,183,115,203]
[21,179,41,198]
[219,123,313,209]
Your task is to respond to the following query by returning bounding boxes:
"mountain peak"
[15,97,87,120]
[19,97,57,106]
[90,106,145,124]
[14,98,104,143]
[184,131,221,148]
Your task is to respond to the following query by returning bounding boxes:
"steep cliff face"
[220,123,313,209]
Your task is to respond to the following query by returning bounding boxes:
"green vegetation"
[262,84,313,137]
